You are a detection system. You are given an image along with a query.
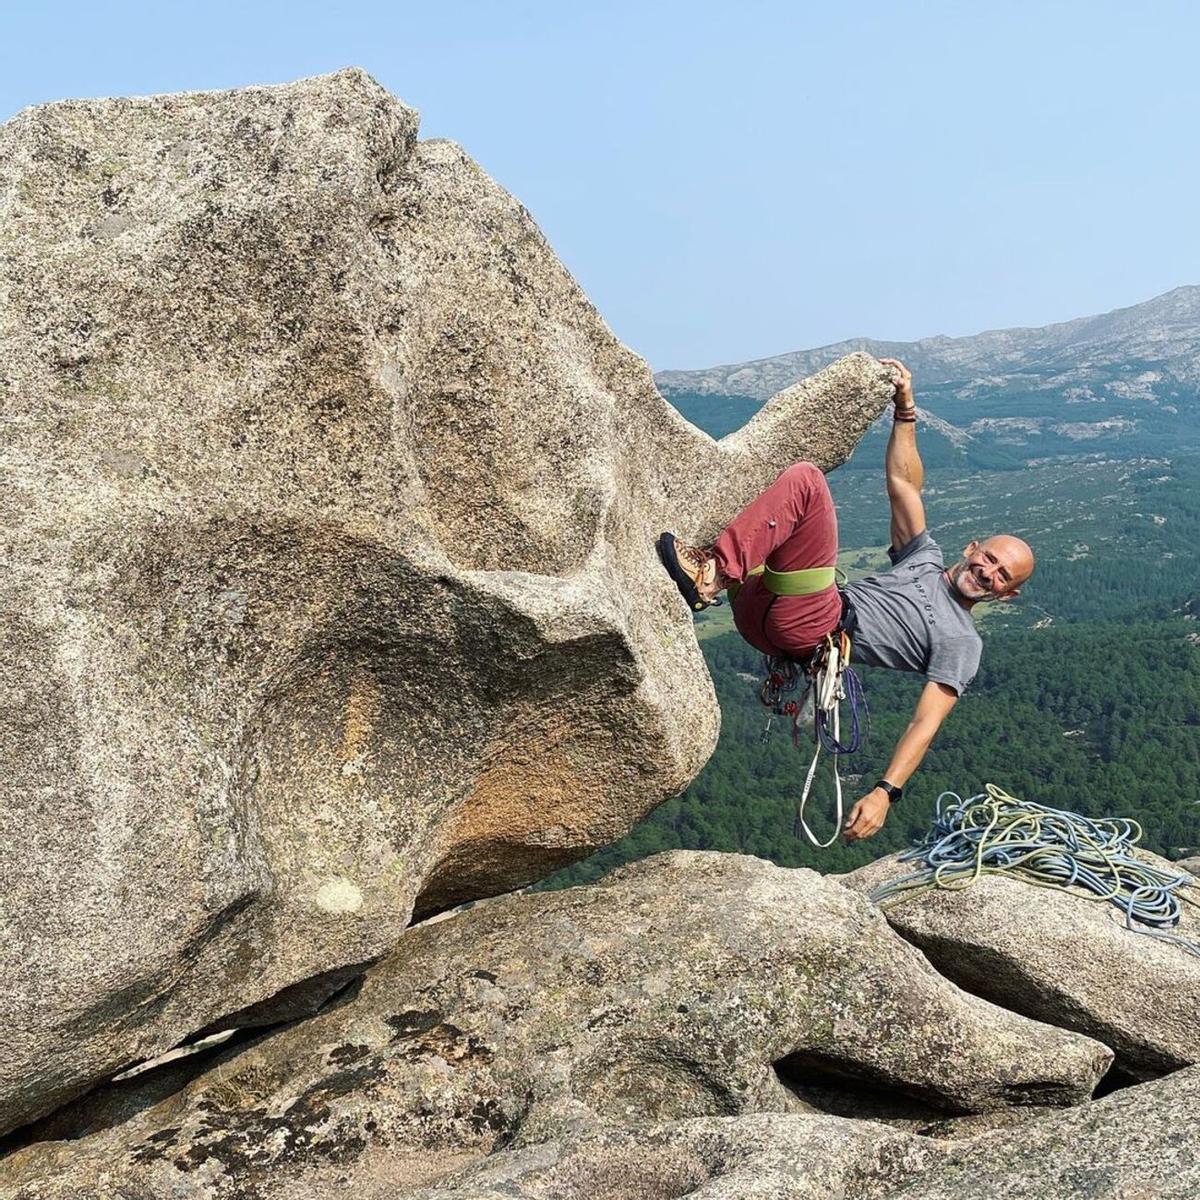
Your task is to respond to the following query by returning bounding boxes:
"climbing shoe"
[657,532,725,612]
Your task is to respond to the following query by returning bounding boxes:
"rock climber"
[658,359,1035,842]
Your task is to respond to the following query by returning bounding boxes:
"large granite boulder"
[842,850,1200,1079]
[0,852,1111,1198]
[0,69,893,1133]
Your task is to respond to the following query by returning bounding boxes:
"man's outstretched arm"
[880,358,925,551]
[843,680,958,841]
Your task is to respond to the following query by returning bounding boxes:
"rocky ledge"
[1,852,1115,1198]
[843,848,1200,1081]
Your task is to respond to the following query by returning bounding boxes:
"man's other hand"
[843,788,891,841]
[880,357,914,410]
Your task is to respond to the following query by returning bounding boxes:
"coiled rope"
[869,784,1200,956]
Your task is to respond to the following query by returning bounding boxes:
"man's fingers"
[844,810,874,842]
[844,806,887,840]
[844,792,892,841]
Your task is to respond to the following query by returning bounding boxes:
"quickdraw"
[759,630,868,848]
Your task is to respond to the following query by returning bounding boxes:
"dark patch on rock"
[394,1023,494,1066]
[468,1098,512,1141]
[159,1067,385,1181]
[328,1044,371,1066]
[129,1126,182,1164]
[385,1010,443,1040]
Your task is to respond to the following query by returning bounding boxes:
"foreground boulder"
[843,850,1200,1078]
[409,1066,1200,1199]
[0,853,1111,1197]
[0,69,893,1132]
[888,1064,1200,1200]
[412,1113,940,1200]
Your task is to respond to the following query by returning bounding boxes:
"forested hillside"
[550,615,1200,883]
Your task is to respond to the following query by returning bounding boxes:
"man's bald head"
[947,534,1035,605]
[982,534,1035,590]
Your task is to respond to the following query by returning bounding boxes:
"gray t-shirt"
[843,531,982,695]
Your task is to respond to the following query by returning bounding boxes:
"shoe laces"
[678,543,719,593]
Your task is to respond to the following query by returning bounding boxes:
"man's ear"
[996,587,1022,603]
[962,540,979,557]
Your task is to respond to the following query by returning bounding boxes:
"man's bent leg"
[657,463,836,615]
[717,463,841,658]
[712,462,838,581]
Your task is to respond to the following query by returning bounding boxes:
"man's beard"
[951,559,994,601]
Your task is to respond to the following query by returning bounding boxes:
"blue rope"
[817,664,868,755]
[869,784,1200,957]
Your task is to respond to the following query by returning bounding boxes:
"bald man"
[659,358,1035,842]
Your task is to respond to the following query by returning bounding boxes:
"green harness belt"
[756,564,836,595]
[729,564,836,603]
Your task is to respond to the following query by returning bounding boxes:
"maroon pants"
[712,462,841,658]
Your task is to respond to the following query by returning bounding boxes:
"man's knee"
[777,461,830,499]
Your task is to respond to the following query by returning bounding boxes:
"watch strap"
[875,778,903,803]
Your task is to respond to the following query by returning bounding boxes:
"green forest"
[548,617,1200,884]
[544,440,1200,888]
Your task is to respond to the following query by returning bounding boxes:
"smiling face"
[947,535,1035,604]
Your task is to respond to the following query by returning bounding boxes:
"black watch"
[875,779,903,804]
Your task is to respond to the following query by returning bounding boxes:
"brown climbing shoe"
[656,532,725,612]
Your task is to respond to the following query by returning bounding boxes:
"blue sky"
[3,1,1198,369]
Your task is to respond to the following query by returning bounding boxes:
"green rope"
[869,783,1200,956]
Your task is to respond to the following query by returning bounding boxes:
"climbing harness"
[868,784,1200,957]
[759,627,868,849]
[743,562,867,848]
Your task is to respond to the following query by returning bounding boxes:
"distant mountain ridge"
[655,285,1200,401]
[655,286,1200,464]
